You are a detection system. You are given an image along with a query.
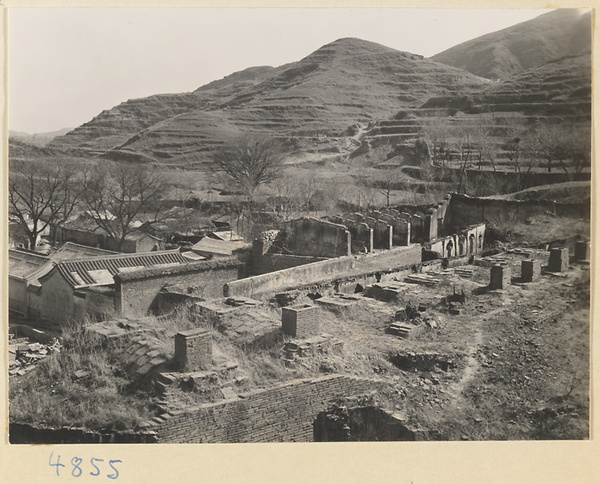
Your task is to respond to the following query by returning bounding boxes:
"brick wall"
[115,259,240,318]
[150,375,385,443]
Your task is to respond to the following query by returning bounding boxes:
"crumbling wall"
[225,256,356,299]
[365,216,393,249]
[447,193,589,231]
[281,217,351,258]
[148,375,384,443]
[115,259,240,318]
[314,406,421,442]
[225,245,423,300]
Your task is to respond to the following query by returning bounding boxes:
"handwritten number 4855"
[49,452,121,479]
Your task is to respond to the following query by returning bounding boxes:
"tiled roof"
[53,250,189,288]
[51,242,118,261]
[8,249,50,280]
[192,237,247,257]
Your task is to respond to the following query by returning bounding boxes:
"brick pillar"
[521,260,541,282]
[282,304,320,338]
[175,328,212,372]
[490,265,511,289]
[574,241,590,261]
[548,248,569,272]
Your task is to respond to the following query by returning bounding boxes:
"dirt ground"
[230,248,590,441]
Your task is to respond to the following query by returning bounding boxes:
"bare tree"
[9,159,84,249]
[212,133,286,202]
[421,117,451,167]
[82,163,167,251]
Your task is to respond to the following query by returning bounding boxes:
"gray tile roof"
[53,250,188,288]
[51,242,118,261]
[8,250,50,280]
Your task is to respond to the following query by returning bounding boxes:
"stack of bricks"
[174,328,212,372]
[521,260,541,282]
[282,304,320,338]
[490,264,511,289]
[548,247,569,272]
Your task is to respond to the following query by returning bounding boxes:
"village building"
[50,212,164,253]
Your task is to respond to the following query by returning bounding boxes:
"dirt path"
[446,303,509,399]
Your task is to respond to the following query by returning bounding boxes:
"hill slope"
[49,38,488,164]
[431,9,591,79]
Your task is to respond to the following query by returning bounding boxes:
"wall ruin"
[146,375,385,443]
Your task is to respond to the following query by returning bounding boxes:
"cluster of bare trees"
[421,117,591,175]
[420,117,591,193]
[9,160,166,251]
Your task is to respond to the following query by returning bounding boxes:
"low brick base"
[490,265,511,289]
[548,248,569,272]
[521,260,541,282]
[282,304,320,338]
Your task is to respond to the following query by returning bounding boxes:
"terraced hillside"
[49,66,280,156]
[431,9,591,79]
[48,38,489,165]
[45,10,591,170]
[360,53,591,150]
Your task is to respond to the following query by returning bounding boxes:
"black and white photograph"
[5,5,593,453]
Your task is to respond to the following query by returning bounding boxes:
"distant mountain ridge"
[46,9,591,166]
[49,37,488,164]
[431,9,591,79]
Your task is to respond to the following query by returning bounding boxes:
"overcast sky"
[9,8,552,134]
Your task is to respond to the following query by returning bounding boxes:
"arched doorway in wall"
[446,239,454,258]
[458,236,465,256]
[469,234,475,254]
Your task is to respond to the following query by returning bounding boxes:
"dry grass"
[9,320,152,431]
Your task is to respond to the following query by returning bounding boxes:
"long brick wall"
[225,256,356,299]
[148,375,385,443]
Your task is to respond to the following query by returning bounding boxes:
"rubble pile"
[9,335,61,376]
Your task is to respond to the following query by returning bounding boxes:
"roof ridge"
[54,249,182,265]
[8,249,51,261]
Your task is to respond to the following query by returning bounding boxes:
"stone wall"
[115,259,240,318]
[148,375,384,443]
[446,193,589,231]
[281,217,351,258]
